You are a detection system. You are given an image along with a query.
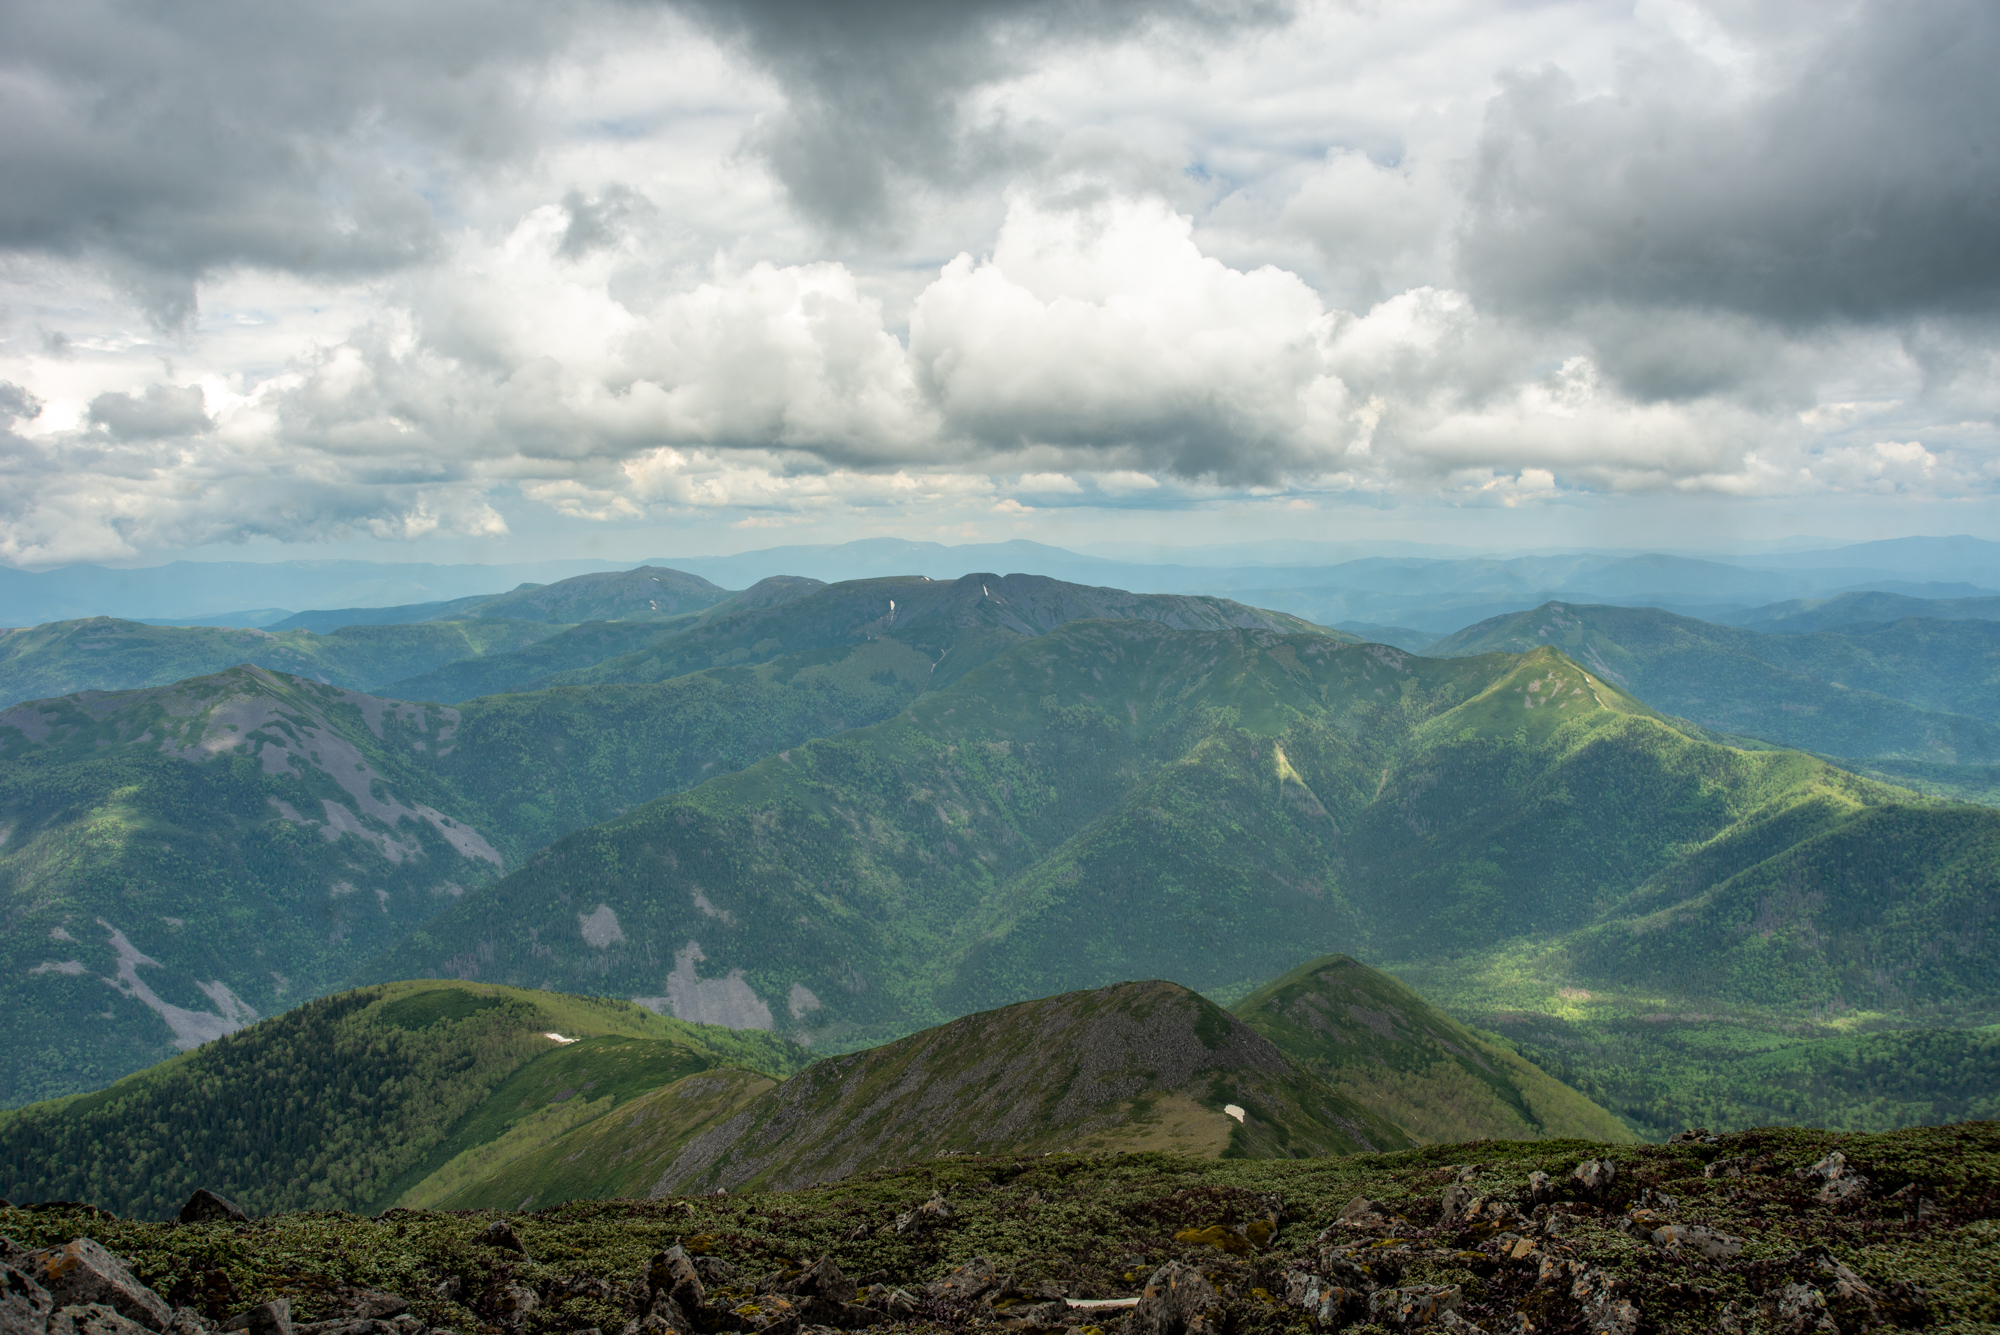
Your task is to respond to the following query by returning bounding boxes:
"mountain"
[1726,589,2000,635]
[0,980,806,1220]
[1430,601,2000,765]
[434,979,1411,1206]
[0,577,1351,1104]
[361,622,1994,1073]
[1231,955,1632,1144]
[0,557,650,626]
[269,566,735,634]
[380,576,826,702]
[0,617,573,711]
[0,668,522,1104]
[387,572,1345,702]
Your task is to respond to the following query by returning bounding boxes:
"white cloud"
[2,0,1998,564]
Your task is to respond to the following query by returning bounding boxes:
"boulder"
[23,1243,172,1333]
[63,1307,154,1335]
[1125,1264,1218,1335]
[1439,1183,1474,1224]
[222,1301,291,1335]
[1524,1171,1554,1205]
[921,1259,998,1304]
[1758,1283,1835,1335]
[477,1223,526,1257]
[1795,1152,1870,1206]
[1666,1128,1716,1145]
[1568,1269,1637,1335]
[1651,1224,1743,1260]
[892,1194,954,1236]
[1366,1285,1462,1330]
[3,1261,62,1335]
[1328,1196,1392,1229]
[645,1249,704,1313]
[881,1292,920,1322]
[175,1194,246,1227]
[1571,1160,1617,1193]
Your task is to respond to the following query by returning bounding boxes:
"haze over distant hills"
[6,535,2000,637]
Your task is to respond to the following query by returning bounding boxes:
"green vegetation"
[0,981,806,1218]
[0,616,576,709]
[1,576,1366,1106]
[1232,955,1632,1144]
[2,1123,1996,1332]
[1432,600,2000,764]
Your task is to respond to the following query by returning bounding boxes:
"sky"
[1,0,1996,568]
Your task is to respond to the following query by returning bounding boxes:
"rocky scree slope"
[1,1120,1994,1335]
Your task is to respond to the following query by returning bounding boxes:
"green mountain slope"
[378,576,827,703]
[268,565,736,634]
[443,979,1412,1207]
[363,627,1989,1063]
[1730,588,2000,634]
[540,572,1353,692]
[1429,601,2000,763]
[0,980,806,1220]
[0,616,572,710]
[0,668,529,1104]
[1231,954,1632,1144]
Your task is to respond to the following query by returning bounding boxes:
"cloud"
[675,0,1289,233]
[87,384,210,440]
[0,0,583,325]
[1458,1,2000,332]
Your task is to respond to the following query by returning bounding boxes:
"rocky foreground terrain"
[2,1123,1997,1335]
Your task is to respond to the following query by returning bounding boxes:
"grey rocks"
[1571,1159,1617,1194]
[892,1193,955,1236]
[1125,1263,1219,1335]
[1795,1151,1871,1206]
[174,1194,245,1227]
[20,1240,172,1334]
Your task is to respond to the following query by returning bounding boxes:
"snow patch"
[30,960,85,976]
[1224,1104,1246,1123]
[543,1032,579,1045]
[692,890,735,924]
[49,926,74,942]
[579,904,625,948]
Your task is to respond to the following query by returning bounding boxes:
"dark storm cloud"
[1458,0,2000,341]
[0,0,575,326]
[673,0,1289,234]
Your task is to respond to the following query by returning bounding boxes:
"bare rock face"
[1795,1151,1871,1206]
[1367,1285,1463,1331]
[63,1306,155,1335]
[3,1261,64,1335]
[922,1258,999,1305]
[1571,1159,1617,1193]
[23,1242,172,1333]
[175,1193,246,1227]
[1125,1263,1219,1335]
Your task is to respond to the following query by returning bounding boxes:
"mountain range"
[1,956,1636,1220]
[2,552,1996,1157]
